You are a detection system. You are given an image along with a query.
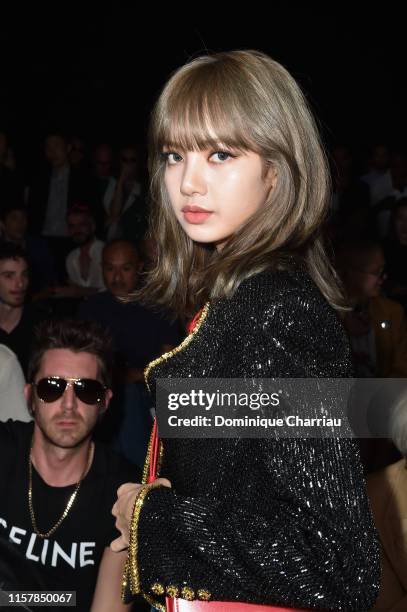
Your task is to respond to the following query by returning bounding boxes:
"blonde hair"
[138,50,345,317]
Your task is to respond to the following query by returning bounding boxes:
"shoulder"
[0,345,19,371]
[225,266,351,376]
[0,345,24,384]
[235,266,340,328]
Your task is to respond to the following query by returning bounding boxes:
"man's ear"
[24,383,32,404]
[24,383,34,414]
[99,389,113,415]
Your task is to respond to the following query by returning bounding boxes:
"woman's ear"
[265,163,278,193]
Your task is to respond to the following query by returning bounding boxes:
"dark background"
[1,5,405,168]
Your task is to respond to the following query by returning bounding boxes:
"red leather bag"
[165,598,309,611]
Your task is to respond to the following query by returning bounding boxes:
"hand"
[110,478,171,553]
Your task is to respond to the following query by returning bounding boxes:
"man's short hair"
[0,242,28,264]
[28,319,114,387]
[45,131,68,143]
[67,202,92,216]
[103,239,139,259]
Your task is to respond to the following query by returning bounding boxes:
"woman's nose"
[180,156,207,196]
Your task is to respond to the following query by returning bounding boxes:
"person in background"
[361,144,391,206]
[371,151,407,239]
[78,239,179,466]
[0,344,31,422]
[52,203,105,301]
[107,144,147,242]
[0,242,46,374]
[27,132,97,281]
[92,144,117,237]
[331,144,370,213]
[68,136,88,171]
[367,401,407,611]
[0,202,56,293]
[337,239,407,472]
[0,130,22,213]
[337,240,407,378]
[48,203,104,308]
[0,318,137,611]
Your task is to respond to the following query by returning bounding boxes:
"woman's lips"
[183,210,213,224]
[182,206,213,224]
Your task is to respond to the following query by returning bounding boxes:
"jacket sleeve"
[135,439,379,610]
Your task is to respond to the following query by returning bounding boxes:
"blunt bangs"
[153,61,259,154]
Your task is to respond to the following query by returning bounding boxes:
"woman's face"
[345,248,386,301]
[163,146,276,250]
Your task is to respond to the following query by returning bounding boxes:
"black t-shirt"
[0,421,138,611]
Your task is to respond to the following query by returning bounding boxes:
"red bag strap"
[148,307,204,484]
[148,418,159,484]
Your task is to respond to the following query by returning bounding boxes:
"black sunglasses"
[33,377,107,405]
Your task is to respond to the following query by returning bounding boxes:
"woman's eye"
[211,151,234,162]
[161,151,183,165]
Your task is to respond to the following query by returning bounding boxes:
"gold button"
[181,586,195,601]
[166,585,179,598]
[151,582,165,596]
[197,589,211,601]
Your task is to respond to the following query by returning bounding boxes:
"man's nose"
[61,382,77,410]
[16,276,25,289]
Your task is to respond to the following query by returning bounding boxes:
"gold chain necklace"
[28,439,93,539]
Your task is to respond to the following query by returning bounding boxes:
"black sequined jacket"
[132,267,380,611]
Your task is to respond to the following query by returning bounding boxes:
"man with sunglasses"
[0,318,139,611]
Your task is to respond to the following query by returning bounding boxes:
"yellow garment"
[367,459,407,611]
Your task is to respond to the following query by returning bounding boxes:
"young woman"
[111,50,380,611]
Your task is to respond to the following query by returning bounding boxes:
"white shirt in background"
[0,345,31,422]
[66,239,105,290]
